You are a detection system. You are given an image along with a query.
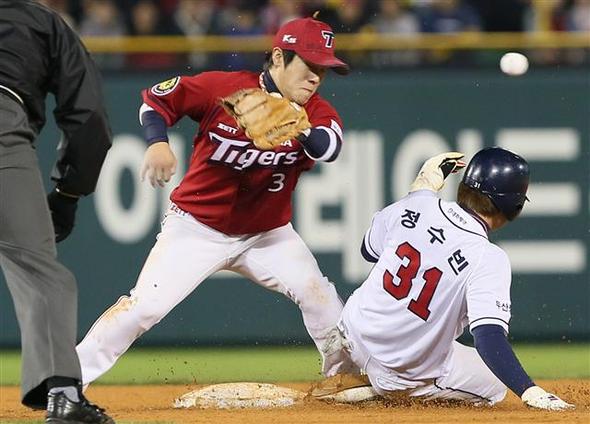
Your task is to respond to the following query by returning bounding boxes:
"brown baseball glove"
[220,88,311,150]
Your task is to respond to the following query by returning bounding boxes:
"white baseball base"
[173,382,305,409]
[318,386,379,403]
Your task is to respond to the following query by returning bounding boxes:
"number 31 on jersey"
[383,241,443,321]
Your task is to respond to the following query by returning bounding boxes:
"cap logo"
[282,34,297,44]
[321,30,334,48]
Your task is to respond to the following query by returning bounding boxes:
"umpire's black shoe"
[46,392,115,424]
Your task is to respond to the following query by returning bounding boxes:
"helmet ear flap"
[485,191,528,221]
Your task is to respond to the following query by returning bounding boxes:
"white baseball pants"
[77,204,355,385]
[338,319,507,405]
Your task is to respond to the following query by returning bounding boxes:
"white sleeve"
[362,204,396,261]
[467,244,512,334]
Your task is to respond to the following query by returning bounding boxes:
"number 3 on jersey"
[383,242,442,321]
[269,173,285,192]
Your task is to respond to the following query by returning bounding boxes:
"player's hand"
[521,386,575,411]
[409,152,466,193]
[47,188,79,243]
[141,142,177,188]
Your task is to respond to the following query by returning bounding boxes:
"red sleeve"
[307,97,344,142]
[141,74,213,127]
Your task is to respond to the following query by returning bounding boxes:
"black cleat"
[46,392,114,424]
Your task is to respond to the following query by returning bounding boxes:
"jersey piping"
[437,199,488,239]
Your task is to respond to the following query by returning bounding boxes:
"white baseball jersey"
[342,190,512,381]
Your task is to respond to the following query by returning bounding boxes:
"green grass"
[507,344,590,379]
[1,344,588,386]
[0,346,323,386]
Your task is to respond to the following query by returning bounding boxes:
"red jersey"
[142,71,344,235]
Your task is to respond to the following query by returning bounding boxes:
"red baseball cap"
[273,17,350,75]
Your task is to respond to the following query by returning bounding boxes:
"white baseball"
[500,52,529,76]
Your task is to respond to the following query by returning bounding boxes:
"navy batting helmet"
[462,147,530,220]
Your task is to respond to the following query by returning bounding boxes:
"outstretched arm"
[473,324,574,411]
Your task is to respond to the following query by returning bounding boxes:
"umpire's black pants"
[0,93,81,409]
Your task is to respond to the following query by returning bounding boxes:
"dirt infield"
[1,380,588,423]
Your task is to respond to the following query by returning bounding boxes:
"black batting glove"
[47,188,79,243]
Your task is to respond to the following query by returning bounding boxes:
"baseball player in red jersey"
[76,16,358,385]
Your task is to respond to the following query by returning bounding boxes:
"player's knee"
[297,277,339,307]
[59,266,77,293]
[488,385,508,405]
[42,259,78,296]
[133,299,169,330]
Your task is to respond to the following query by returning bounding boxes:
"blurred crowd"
[39,0,590,71]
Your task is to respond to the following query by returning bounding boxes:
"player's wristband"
[141,110,169,145]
